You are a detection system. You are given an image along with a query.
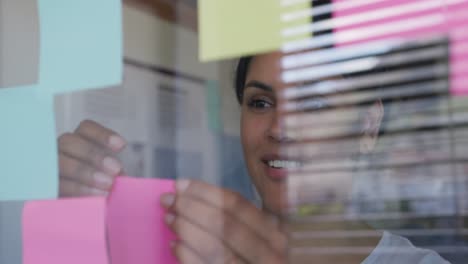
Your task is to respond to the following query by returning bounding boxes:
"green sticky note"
[199,0,311,61]
[205,80,222,131]
[39,0,122,94]
[0,86,57,201]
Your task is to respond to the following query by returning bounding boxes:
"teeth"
[267,160,302,169]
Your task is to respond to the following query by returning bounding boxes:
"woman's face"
[240,52,384,216]
[240,52,292,215]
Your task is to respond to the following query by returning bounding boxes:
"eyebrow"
[244,80,273,92]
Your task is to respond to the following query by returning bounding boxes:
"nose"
[267,110,294,143]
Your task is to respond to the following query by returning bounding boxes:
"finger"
[59,153,115,191]
[167,214,247,264]
[58,133,123,175]
[166,212,231,263]
[59,177,108,197]
[163,193,284,264]
[175,180,287,252]
[74,120,126,152]
[172,241,205,264]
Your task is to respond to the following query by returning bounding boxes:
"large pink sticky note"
[107,176,178,264]
[22,198,109,264]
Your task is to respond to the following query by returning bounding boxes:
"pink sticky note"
[22,198,109,264]
[332,0,468,95]
[331,0,468,50]
[107,176,178,264]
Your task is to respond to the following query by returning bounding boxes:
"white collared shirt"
[362,231,450,264]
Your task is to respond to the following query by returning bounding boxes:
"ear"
[360,100,384,154]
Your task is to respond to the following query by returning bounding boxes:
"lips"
[261,154,303,181]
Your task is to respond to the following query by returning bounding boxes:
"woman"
[57,52,449,263]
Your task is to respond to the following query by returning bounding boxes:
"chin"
[248,161,291,216]
[259,184,290,217]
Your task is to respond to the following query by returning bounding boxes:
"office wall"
[122,4,218,80]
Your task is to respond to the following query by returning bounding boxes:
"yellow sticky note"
[199,0,311,62]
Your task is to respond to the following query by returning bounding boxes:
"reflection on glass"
[283,1,468,263]
[3,0,468,263]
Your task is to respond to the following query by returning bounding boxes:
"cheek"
[241,111,266,152]
[240,112,254,153]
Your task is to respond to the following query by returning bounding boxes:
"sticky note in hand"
[107,177,178,264]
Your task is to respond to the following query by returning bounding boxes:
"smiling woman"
[231,48,453,263]
[1,0,466,263]
[53,0,457,263]
[56,46,451,263]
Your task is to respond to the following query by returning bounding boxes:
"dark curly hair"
[234,56,253,104]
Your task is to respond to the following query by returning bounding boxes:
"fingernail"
[161,194,175,207]
[94,172,113,188]
[102,157,122,175]
[108,135,126,151]
[176,180,190,192]
[165,213,175,225]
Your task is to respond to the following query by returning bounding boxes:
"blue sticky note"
[0,86,57,201]
[205,80,222,132]
[38,0,122,94]
[0,0,122,201]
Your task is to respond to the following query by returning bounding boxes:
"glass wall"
[1,0,467,263]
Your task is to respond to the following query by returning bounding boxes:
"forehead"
[246,52,284,92]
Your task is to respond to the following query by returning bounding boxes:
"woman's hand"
[161,180,287,264]
[58,120,126,197]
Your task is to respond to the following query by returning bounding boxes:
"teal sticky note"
[0,0,123,201]
[38,0,122,94]
[0,86,57,201]
[205,80,222,132]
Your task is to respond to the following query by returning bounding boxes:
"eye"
[247,98,274,111]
